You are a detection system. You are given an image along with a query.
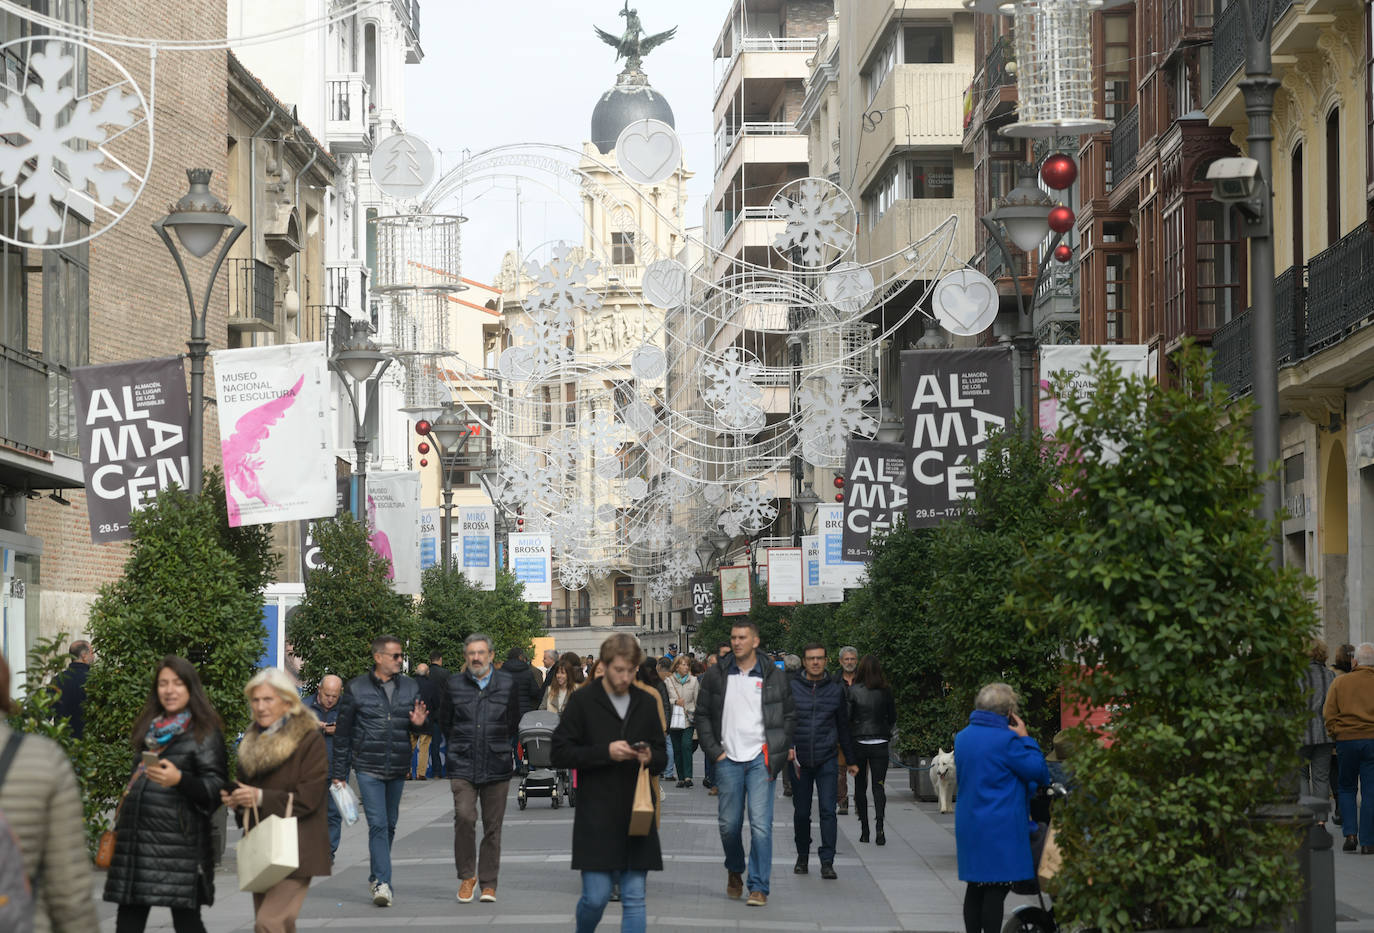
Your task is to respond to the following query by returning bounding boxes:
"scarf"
[145,710,192,750]
[673,673,690,684]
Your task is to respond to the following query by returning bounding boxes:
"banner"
[367,471,421,594]
[457,505,497,591]
[1039,345,1150,462]
[802,535,843,604]
[817,504,866,589]
[73,356,190,543]
[212,342,333,527]
[690,574,715,622]
[420,509,440,571]
[901,347,1014,527]
[299,479,353,580]
[509,533,552,603]
[718,565,752,616]
[842,439,908,561]
[765,547,803,606]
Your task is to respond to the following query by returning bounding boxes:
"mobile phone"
[141,751,160,769]
[631,741,649,750]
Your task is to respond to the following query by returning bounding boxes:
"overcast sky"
[406,0,729,285]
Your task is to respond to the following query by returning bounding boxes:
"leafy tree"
[778,601,845,659]
[414,566,547,664]
[1012,345,1314,931]
[85,472,278,814]
[693,578,789,659]
[288,513,415,691]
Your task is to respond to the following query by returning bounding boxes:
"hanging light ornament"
[1040,153,1078,190]
[1048,205,1075,234]
[1053,243,1073,263]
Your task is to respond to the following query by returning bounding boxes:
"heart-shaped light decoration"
[616,119,681,185]
[932,268,1000,337]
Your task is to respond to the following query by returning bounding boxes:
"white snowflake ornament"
[648,576,673,603]
[700,347,766,433]
[771,177,857,268]
[796,370,879,467]
[732,482,778,534]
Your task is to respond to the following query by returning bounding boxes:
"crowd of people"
[2,622,1069,933]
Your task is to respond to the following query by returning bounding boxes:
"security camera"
[1205,157,1268,231]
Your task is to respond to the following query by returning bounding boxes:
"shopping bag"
[670,705,687,731]
[237,793,299,893]
[1037,823,1062,886]
[329,781,360,825]
[628,764,653,836]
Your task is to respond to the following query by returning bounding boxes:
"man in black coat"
[428,652,451,778]
[331,634,429,908]
[51,640,92,738]
[411,663,443,779]
[438,633,522,905]
[790,644,858,879]
[501,647,543,717]
[552,634,666,932]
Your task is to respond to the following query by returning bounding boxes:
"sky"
[405,0,729,286]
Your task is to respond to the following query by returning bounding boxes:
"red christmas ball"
[1053,243,1073,263]
[415,419,432,436]
[417,441,430,454]
[1048,205,1075,234]
[419,458,428,467]
[1041,153,1077,190]
[835,493,844,502]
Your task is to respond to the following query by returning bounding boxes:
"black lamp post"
[330,323,392,521]
[426,406,474,572]
[153,168,245,495]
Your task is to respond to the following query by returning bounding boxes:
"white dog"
[932,748,957,814]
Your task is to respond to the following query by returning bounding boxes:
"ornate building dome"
[590,78,675,155]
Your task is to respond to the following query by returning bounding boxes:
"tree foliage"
[85,471,278,813]
[1012,345,1313,931]
[414,565,546,665]
[287,512,415,691]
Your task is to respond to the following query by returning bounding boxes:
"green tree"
[694,578,790,658]
[287,512,415,691]
[85,472,279,814]
[414,566,546,664]
[1012,345,1314,931]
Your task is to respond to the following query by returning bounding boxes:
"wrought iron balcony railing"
[1111,103,1140,182]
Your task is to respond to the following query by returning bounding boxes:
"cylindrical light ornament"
[1048,205,1075,233]
[1053,243,1073,263]
[1041,153,1077,190]
[1000,0,1112,138]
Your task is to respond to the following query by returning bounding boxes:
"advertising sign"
[73,356,190,543]
[1039,345,1150,463]
[457,505,497,591]
[718,565,752,616]
[367,471,421,595]
[802,535,843,604]
[509,532,552,603]
[842,439,908,561]
[420,508,440,571]
[817,504,866,589]
[212,342,333,527]
[901,347,1014,527]
[690,574,716,622]
[299,479,353,580]
[765,547,803,606]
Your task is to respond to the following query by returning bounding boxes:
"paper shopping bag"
[628,763,653,836]
[237,794,299,893]
[1037,823,1062,887]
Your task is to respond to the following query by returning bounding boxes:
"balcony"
[1162,0,1214,55]
[1111,104,1140,183]
[325,74,371,153]
[861,198,976,267]
[983,36,1014,107]
[715,121,797,172]
[396,0,422,63]
[713,35,817,104]
[714,205,786,261]
[326,259,369,320]
[1210,0,1246,96]
[0,344,80,469]
[228,258,275,333]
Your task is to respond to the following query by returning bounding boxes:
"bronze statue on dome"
[594,1,676,80]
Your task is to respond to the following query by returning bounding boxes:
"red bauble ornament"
[835,492,844,502]
[419,458,428,467]
[1041,153,1077,190]
[415,419,431,436]
[1053,244,1073,263]
[1048,205,1075,234]
[417,441,430,454]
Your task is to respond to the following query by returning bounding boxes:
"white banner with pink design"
[211,342,333,528]
[366,471,422,595]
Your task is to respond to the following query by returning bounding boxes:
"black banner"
[690,574,715,622]
[74,356,190,543]
[900,347,1014,528]
[841,439,908,561]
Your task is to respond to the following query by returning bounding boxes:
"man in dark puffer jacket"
[789,643,858,880]
[331,634,429,908]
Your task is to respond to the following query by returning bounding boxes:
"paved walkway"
[95,752,1374,932]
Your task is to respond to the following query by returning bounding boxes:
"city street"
[93,751,1374,932]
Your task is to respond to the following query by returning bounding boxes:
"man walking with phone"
[309,674,344,861]
[790,644,858,879]
[696,621,796,907]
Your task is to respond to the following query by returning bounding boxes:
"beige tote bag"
[237,792,299,893]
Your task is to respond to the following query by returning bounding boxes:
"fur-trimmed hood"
[237,708,320,779]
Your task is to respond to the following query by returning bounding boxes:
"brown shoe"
[726,871,743,899]
[747,891,767,907]
[457,878,477,903]
[480,887,496,903]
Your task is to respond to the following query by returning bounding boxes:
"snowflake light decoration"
[648,576,673,603]
[771,177,857,268]
[512,245,602,379]
[496,452,560,508]
[663,550,695,587]
[581,408,623,459]
[796,369,879,466]
[699,347,765,433]
[717,510,744,538]
[558,560,590,592]
[0,38,151,248]
[733,482,778,534]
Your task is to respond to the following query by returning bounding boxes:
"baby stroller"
[517,710,574,810]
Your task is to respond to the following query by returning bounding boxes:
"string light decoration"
[994,0,1117,138]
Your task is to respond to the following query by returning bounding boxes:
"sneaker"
[837,802,848,815]
[480,888,496,903]
[726,871,744,899]
[685,779,693,788]
[457,878,478,903]
[373,882,393,907]
[609,883,620,902]
[783,786,793,797]
[747,891,767,907]
[820,862,837,880]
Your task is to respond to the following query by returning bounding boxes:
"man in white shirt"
[694,620,797,908]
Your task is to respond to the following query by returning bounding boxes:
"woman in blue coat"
[954,683,1051,933]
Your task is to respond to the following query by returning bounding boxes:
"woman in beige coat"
[664,654,700,788]
[0,650,98,933]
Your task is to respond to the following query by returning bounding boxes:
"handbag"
[670,704,688,731]
[96,765,145,869]
[628,764,654,836]
[236,792,299,893]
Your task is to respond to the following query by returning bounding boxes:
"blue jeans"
[355,772,405,886]
[575,870,647,933]
[663,733,677,780]
[325,787,342,860]
[715,753,775,895]
[793,756,839,863]
[1337,738,1374,845]
[703,753,715,786]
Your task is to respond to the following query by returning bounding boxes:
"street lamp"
[980,164,1062,434]
[153,168,245,495]
[330,322,392,521]
[425,406,474,572]
[695,536,719,572]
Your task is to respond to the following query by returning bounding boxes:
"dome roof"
[590,80,675,155]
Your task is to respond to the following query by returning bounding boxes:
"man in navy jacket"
[790,643,858,879]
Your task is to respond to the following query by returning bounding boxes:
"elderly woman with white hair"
[220,668,331,933]
[953,682,1050,933]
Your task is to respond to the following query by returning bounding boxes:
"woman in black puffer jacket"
[105,656,228,933]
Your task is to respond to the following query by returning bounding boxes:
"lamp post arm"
[196,219,246,323]
[980,213,1029,325]
[152,221,199,326]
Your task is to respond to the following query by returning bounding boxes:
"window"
[43,220,89,370]
[863,165,900,228]
[905,158,955,198]
[1326,108,1341,245]
[1105,251,1132,343]
[0,196,24,349]
[1291,142,1304,267]
[1103,14,1132,120]
[864,31,899,103]
[904,24,953,64]
[1195,200,1244,330]
[614,577,635,625]
[611,231,635,265]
